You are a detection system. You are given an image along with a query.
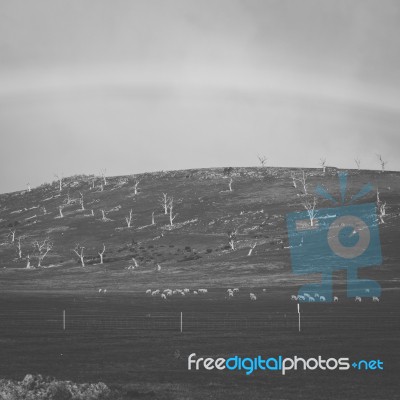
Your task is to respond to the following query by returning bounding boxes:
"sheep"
[98,289,102,293]
[151,290,159,296]
[181,292,186,296]
[372,296,380,302]
[304,293,310,298]
[193,291,198,295]
[145,289,151,295]
[166,291,172,296]
[319,296,326,302]
[291,295,298,301]
[103,289,107,294]
[233,288,239,293]
[227,289,233,293]
[250,293,257,301]
[308,296,315,302]
[183,288,190,293]
[355,296,362,302]
[228,291,234,298]
[161,294,167,300]
[333,296,339,302]
[314,293,320,298]
[198,289,208,294]
[298,295,305,301]
[163,289,171,293]
[262,289,267,292]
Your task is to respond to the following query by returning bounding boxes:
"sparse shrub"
[206,249,213,253]
[148,245,154,249]
[185,246,191,252]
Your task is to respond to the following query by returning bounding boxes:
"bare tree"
[160,193,169,214]
[100,183,104,192]
[379,202,386,224]
[247,242,257,256]
[59,205,64,218]
[27,183,31,192]
[125,209,133,228]
[79,192,85,210]
[90,209,94,217]
[101,209,108,222]
[290,172,297,188]
[16,235,25,259]
[376,188,381,205]
[293,170,308,194]
[33,238,53,267]
[257,155,267,167]
[8,228,16,243]
[73,244,85,267]
[151,211,155,225]
[320,158,327,174]
[100,169,107,186]
[302,197,318,227]
[41,206,47,215]
[133,180,140,195]
[377,154,387,172]
[54,174,63,192]
[90,177,96,190]
[227,229,238,250]
[355,158,361,170]
[98,244,105,264]
[132,257,139,267]
[228,178,233,192]
[168,197,178,226]
[26,254,32,269]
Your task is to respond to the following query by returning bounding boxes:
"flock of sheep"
[145,287,208,299]
[291,293,380,302]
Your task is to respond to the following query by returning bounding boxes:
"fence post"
[180,312,183,333]
[297,303,301,332]
[63,310,66,331]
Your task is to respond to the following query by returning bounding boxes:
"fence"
[0,310,398,336]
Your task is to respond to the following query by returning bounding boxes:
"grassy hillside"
[0,167,399,293]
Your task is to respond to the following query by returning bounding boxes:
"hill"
[0,166,399,293]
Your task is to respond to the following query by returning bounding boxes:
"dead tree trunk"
[73,245,85,267]
[228,178,233,192]
[160,193,169,214]
[151,211,155,225]
[55,174,63,191]
[247,242,257,256]
[302,197,318,227]
[125,209,133,228]
[9,229,16,243]
[134,180,140,195]
[98,244,105,264]
[59,206,64,218]
[168,198,178,226]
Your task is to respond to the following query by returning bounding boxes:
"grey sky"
[1,0,399,193]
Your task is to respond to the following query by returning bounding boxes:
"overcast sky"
[0,0,399,193]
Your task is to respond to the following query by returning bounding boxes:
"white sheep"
[372,296,380,302]
[193,291,198,295]
[298,295,305,301]
[250,293,257,301]
[291,295,298,301]
[146,289,151,294]
[333,296,339,302]
[355,296,362,302]
[184,288,190,293]
[319,296,326,302]
[228,292,234,298]
[304,293,310,298]
[98,289,102,293]
[308,297,315,302]
[314,293,320,298]
[233,288,239,293]
[161,294,167,300]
